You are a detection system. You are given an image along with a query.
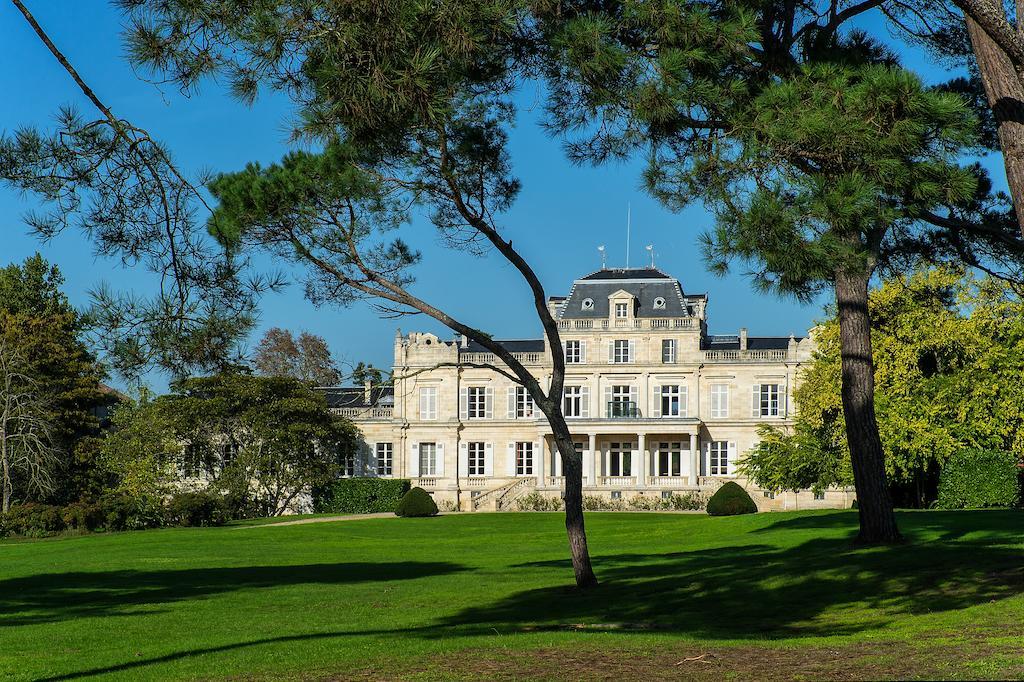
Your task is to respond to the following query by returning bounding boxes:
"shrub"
[937,449,1021,509]
[1,503,67,537]
[314,478,411,514]
[61,501,106,531]
[394,487,439,517]
[515,492,563,511]
[166,491,228,527]
[99,493,166,531]
[706,482,758,516]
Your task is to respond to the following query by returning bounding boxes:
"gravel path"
[235,512,398,528]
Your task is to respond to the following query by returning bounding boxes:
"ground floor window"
[709,441,729,476]
[608,442,633,476]
[468,441,486,476]
[339,447,357,477]
[516,441,534,476]
[376,442,393,476]
[656,441,682,477]
[419,442,437,476]
[814,491,825,501]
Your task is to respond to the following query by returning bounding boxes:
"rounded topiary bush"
[394,487,439,517]
[706,481,758,516]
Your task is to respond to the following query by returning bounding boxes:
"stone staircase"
[472,477,537,511]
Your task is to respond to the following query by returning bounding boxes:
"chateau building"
[329,266,853,511]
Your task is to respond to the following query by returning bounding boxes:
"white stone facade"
[331,267,853,511]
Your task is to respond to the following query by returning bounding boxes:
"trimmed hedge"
[937,449,1021,509]
[395,487,438,517]
[315,478,411,514]
[166,491,228,527]
[706,481,758,516]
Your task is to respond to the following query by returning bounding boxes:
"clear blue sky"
[0,3,998,392]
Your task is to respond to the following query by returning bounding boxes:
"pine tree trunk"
[834,266,902,544]
[551,422,598,588]
[966,17,1024,237]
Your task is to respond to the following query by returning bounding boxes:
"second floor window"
[612,339,631,363]
[515,386,534,418]
[419,386,438,420]
[662,339,677,363]
[467,442,486,476]
[467,386,487,419]
[615,302,629,318]
[376,442,393,476]
[564,385,586,417]
[565,339,583,363]
[755,383,781,417]
[711,384,729,418]
[659,385,684,417]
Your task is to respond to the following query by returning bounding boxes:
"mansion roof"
[322,385,394,408]
[702,335,801,351]
[461,338,545,354]
[557,267,704,320]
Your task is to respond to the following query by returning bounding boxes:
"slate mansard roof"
[460,338,545,355]
[321,385,395,409]
[702,335,803,351]
[557,267,704,320]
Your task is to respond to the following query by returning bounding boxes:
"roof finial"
[598,244,606,270]
[645,244,655,268]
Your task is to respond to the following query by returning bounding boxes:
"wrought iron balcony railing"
[607,401,641,418]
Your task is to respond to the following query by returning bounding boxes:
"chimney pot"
[363,380,372,404]
[739,327,748,351]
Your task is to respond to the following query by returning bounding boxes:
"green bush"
[937,449,1022,509]
[1,503,67,537]
[515,491,563,511]
[99,493,166,531]
[166,491,228,527]
[61,501,106,531]
[315,478,411,514]
[394,487,438,517]
[706,482,758,516]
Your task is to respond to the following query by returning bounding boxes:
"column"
[587,433,597,486]
[689,432,699,486]
[554,439,563,478]
[637,433,647,487]
[536,438,546,487]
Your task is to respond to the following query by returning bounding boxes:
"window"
[610,385,633,417]
[376,442,393,476]
[182,443,202,478]
[419,386,438,420]
[611,490,622,499]
[515,441,534,476]
[339,447,357,477]
[662,339,677,364]
[661,490,673,499]
[711,384,729,419]
[660,385,682,417]
[709,441,729,475]
[563,385,584,418]
[612,339,631,363]
[657,441,682,477]
[764,490,775,499]
[468,442,486,477]
[419,442,437,476]
[814,491,826,501]
[653,296,666,309]
[615,302,629,318]
[582,297,594,310]
[609,442,633,476]
[565,339,582,364]
[221,442,239,468]
[514,386,534,418]
[757,383,781,417]
[467,386,487,419]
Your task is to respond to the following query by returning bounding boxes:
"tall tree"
[252,327,341,386]
[118,0,601,586]
[537,2,1024,542]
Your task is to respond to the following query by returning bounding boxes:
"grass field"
[2,510,1023,680]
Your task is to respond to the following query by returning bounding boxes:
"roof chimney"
[363,380,372,404]
[739,327,748,351]
[460,334,469,349]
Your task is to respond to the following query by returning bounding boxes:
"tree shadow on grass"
[0,561,467,627]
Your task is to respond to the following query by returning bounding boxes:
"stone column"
[637,433,647,487]
[689,432,699,486]
[536,438,546,487]
[587,433,597,486]
[554,440,563,477]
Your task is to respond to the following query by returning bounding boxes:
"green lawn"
[2,510,1023,680]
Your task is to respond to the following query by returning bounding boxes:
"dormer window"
[653,297,666,309]
[615,302,629,319]
[582,298,595,310]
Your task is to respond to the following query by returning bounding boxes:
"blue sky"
[0,3,996,392]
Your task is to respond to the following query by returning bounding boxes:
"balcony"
[332,407,393,419]
[607,401,641,419]
[460,351,545,365]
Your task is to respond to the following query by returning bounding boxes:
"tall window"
[339,447,356,477]
[657,441,682,477]
[660,385,682,417]
[220,441,239,468]
[609,442,633,476]
[564,385,584,417]
[515,386,534,418]
[376,442,393,476]
[758,383,781,417]
[419,442,437,476]
[565,339,582,364]
[615,302,629,318]
[662,338,677,364]
[515,442,534,476]
[419,386,438,420]
[612,339,631,363]
[467,386,487,419]
[711,384,729,419]
[468,442,486,476]
[610,385,632,417]
[709,441,729,475]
